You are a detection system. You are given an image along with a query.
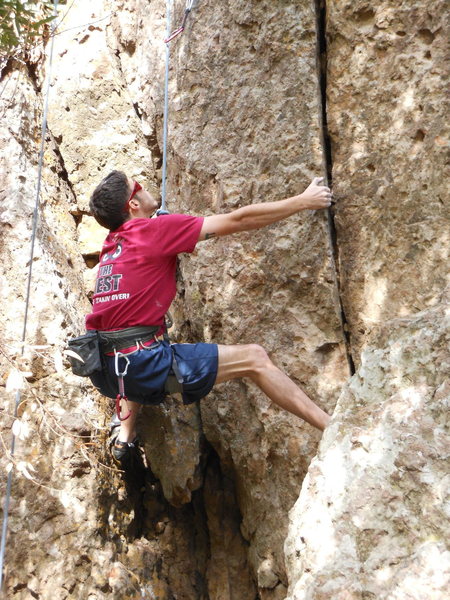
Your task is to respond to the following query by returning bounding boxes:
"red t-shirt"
[85,214,203,331]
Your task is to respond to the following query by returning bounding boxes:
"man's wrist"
[292,193,308,211]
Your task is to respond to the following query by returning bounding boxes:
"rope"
[159,0,196,215]
[0,0,60,590]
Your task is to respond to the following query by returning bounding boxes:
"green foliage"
[0,0,58,59]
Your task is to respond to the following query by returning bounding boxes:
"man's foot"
[109,415,138,464]
[111,438,138,462]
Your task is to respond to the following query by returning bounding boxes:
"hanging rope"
[159,0,196,215]
[0,0,60,591]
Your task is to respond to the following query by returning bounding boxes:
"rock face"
[326,0,449,360]
[284,304,450,599]
[0,0,448,599]
[0,51,115,598]
[143,1,348,592]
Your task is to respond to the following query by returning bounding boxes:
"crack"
[109,43,163,175]
[132,101,163,172]
[47,128,77,199]
[314,0,355,376]
[0,56,15,82]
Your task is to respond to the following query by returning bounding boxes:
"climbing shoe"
[109,414,138,465]
[111,438,138,462]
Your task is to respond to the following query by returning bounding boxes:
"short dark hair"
[89,170,130,230]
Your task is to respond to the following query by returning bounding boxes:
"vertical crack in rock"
[132,100,164,173]
[109,45,164,175]
[47,129,77,199]
[314,0,355,375]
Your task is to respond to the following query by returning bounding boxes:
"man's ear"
[129,198,140,211]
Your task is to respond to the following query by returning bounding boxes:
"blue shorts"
[89,340,218,406]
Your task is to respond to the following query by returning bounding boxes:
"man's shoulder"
[158,213,201,225]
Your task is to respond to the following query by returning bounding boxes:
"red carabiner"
[164,26,184,44]
[116,394,131,421]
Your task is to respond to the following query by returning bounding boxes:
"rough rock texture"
[168,0,349,589]
[0,55,116,598]
[282,3,450,597]
[46,1,157,212]
[0,0,448,598]
[140,397,204,507]
[285,304,450,599]
[326,0,449,360]
[111,0,349,593]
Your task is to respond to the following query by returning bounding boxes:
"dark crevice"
[314,0,355,376]
[26,59,40,92]
[110,43,163,175]
[82,253,100,269]
[96,439,209,595]
[48,129,76,198]
[0,57,15,82]
[132,101,163,172]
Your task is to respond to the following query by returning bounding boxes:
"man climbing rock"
[86,171,333,461]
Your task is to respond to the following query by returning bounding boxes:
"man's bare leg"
[216,344,330,431]
[116,400,140,443]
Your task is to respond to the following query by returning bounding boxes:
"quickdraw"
[114,351,131,421]
[164,0,195,43]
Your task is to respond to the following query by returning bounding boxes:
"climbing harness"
[0,1,60,590]
[91,324,183,411]
[158,0,196,216]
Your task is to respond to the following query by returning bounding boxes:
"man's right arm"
[198,177,332,241]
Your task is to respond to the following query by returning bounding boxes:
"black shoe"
[109,415,138,464]
[111,438,138,462]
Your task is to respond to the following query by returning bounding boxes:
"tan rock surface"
[1,0,448,598]
[327,0,449,360]
[285,304,450,599]
[77,215,106,257]
[110,0,349,590]
[152,0,348,587]
[140,396,203,506]
[0,19,219,600]
[0,58,116,599]
[47,0,156,213]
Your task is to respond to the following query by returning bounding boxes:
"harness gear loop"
[114,351,131,421]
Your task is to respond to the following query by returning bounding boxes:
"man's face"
[127,178,160,217]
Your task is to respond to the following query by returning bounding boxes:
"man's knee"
[216,343,273,383]
[247,344,272,375]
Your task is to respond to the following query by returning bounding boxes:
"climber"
[85,171,332,461]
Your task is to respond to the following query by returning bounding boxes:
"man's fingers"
[313,176,324,185]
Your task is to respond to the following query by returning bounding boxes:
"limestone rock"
[285,303,450,599]
[140,396,203,507]
[47,0,156,213]
[327,0,449,360]
[0,57,118,600]
[77,215,106,257]
[144,0,349,586]
[110,0,350,590]
[1,0,448,598]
